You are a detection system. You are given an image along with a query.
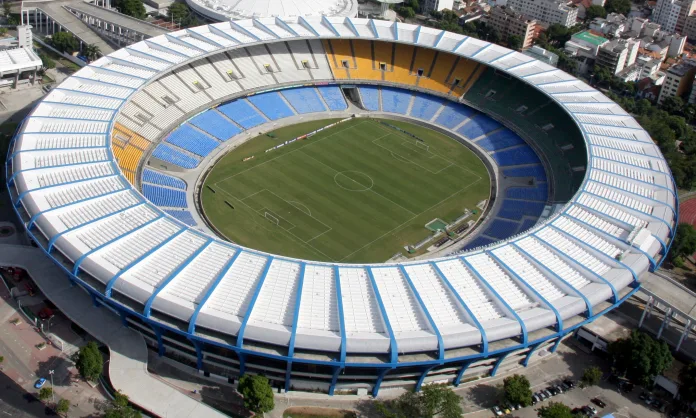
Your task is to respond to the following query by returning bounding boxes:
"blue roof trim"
[548,88,596,95]
[512,242,593,318]
[520,68,560,79]
[28,182,127,229]
[490,350,511,376]
[433,30,446,48]
[105,56,161,72]
[48,200,144,252]
[27,115,112,122]
[236,256,274,348]
[591,166,676,198]
[534,79,576,87]
[69,75,136,90]
[333,265,347,364]
[143,238,213,317]
[105,227,187,297]
[14,167,113,206]
[452,36,469,52]
[415,365,437,391]
[414,26,422,43]
[144,40,190,58]
[125,47,177,64]
[208,25,241,43]
[229,21,261,41]
[583,122,644,132]
[573,202,634,229]
[287,262,307,358]
[472,43,493,58]
[322,16,341,36]
[275,17,299,37]
[591,143,657,157]
[10,159,110,186]
[165,33,206,53]
[345,17,359,37]
[504,59,535,72]
[587,179,676,216]
[71,209,162,274]
[188,249,243,334]
[583,190,673,235]
[40,100,117,111]
[430,262,488,354]
[393,22,398,41]
[365,267,398,364]
[185,28,224,48]
[253,19,280,38]
[460,257,528,346]
[487,250,563,332]
[398,265,444,361]
[488,50,516,65]
[369,19,379,39]
[51,87,128,101]
[297,17,320,37]
[533,231,619,302]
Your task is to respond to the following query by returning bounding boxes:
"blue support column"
[399,265,444,361]
[238,353,247,376]
[90,293,101,308]
[333,266,347,364]
[550,337,563,353]
[365,267,398,364]
[190,339,203,370]
[454,360,474,386]
[151,324,165,357]
[329,366,342,396]
[119,311,128,327]
[491,351,512,377]
[285,262,307,393]
[236,257,274,349]
[372,368,391,397]
[415,365,437,392]
[522,342,543,367]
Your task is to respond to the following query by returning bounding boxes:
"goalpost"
[264,211,280,225]
[415,141,429,152]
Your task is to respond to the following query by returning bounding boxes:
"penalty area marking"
[288,200,311,217]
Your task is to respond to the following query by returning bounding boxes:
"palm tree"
[84,44,101,62]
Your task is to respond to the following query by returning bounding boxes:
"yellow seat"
[384,43,416,86]
[324,39,351,79]
[418,52,458,94]
[351,40,380,81]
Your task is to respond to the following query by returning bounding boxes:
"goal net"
[264,211,280,225]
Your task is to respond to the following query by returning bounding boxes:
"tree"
[679,363,696,405]
[103,391,142,418]
[608,330,673,386]
[546,24,570,46]
[56,398,70,416]
[168,2,190,24]
[74,341,103,382]
[0,28,7,36]
[586,5,607,20]
[38,387,53,401]
[398,6,416,18]
[84,44,101,61]
[508,35,523,51]
[238,374,274,413]
[38,52,56,70]
[605,0,630,14]
[51,32,77,53]
[3,2,11,17]
[581,366,603,388]
[668,223,696,265]
[538,402,574,418]
[372,384,463,418]
[120,0,146,19]
[503,374,533,406]
[661,96,686,116]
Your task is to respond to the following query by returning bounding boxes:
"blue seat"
[484,219,521,240]
[434,103,477,129]
[247,92,295,120]
[516,218,538,234]
[359,86,380,110]
[458,114,501,139]
[152,144,200,169]
[410,93,443,120]
[317,86,348,110]
[506,184,548,201]
[281,87,327,114]
[143,184,187,208]
[165,210,197,226]
[381,87,411,114]
[503,165,547,182]
[497,200,546,221]
[463,236,496,250]
[142,169,186,190]
[217,100,266,129]
[476,129,525,152]
[491,146,541,166]
[165,124,220,157]
[189,110,241,141]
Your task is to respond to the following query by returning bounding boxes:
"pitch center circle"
[334,171,374,192]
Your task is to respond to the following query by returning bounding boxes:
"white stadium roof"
[9,18,676,361]
[185,0,358,22]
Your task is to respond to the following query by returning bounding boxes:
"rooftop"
[186,0,358,20]
[667,59,696,76]
[573,30,609,46]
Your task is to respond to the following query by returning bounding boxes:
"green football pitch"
[201,118,490,263]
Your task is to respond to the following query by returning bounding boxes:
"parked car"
[639,392,651,401]
[584,405,598,415]
[532,395,540,405]
[492,406,503,416]
[560,383,570,392]
[543,389,552,398]
[34,378,46,389]
[618,381,635,393]
[514,403,522,410]
[554,384,564,394]
[546,386,558,396]
[563,379,576,388]
[591,398,607,408]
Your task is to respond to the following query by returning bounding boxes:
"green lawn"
[202,118,490,263]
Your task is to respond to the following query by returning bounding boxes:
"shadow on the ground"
[465,383,503,407]
[0,369,57,417]
[35,356,73,387]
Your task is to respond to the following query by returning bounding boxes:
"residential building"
[505,0,578,27]
[596,38,640,74]
[522,45,560,65]
[564,30,609,59]
[485,6,537,49]
[423,0,455,13]
[683,15,696,40]
[589,13,627,37]
[657,59,696,103]
[616,56,663,81]
[651,0,696,33]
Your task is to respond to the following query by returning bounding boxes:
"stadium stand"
[434,102,477,129]
[497,200,546,221]
[381,87,412,114]
[409,93,443,120]
[165,209,197,226]
[359,86,380,111]
[506,184,549,201]
[217,100,266,129]
[491,146,541,166]
[142,169,186,190]
[503,165,548,182]
[475,129,525,152]
[281,87,327,114]
[143,184,187,208]
[323,39,353,79]
[189,110,242,141]
[152,143,200,169]
[385,43,415,85]
[484,218,522,239]
[165,124,220,157]
[458,115,501,139]
[317,86,348,110]
[351,40,380,81]
[247,92,295,120]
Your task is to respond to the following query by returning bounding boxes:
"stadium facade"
[7,18,677,396]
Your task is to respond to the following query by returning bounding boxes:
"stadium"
[7,17,677,397]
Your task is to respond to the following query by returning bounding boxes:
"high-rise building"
[485,6,537,49]
[657,59,696,103]
[422,0,455,13]
[596,38,640,74]
[652,0,696,33]
[505,0,578,27]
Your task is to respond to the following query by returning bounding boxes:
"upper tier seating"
[165,209,197,227]
[189,110,242,141]
[497,200,546,221]
[506,184,549,201]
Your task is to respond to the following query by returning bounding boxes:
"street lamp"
[48,369,55,404]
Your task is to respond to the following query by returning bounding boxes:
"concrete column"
[638,296,653,328]
[32,70,36,85]
[656,308,672,339]
[13,73,18,89]
[676,320,692,352]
